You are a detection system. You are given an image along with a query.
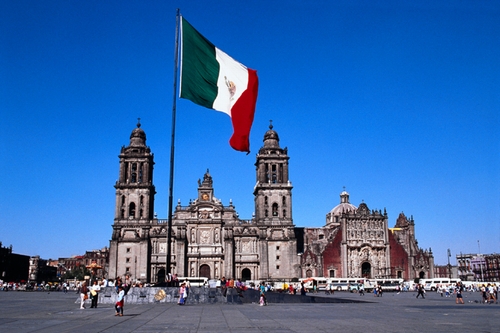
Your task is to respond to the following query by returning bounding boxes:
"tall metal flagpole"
[166,9,180,280]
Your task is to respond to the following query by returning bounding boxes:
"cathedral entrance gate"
[157,269,166,283]
[200,264,211,279]
[241,268,251,281]
[361,262,371,278]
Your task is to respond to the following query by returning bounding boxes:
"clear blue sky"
[1,0,498,265]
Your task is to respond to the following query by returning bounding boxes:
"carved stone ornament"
[200,230,210,244]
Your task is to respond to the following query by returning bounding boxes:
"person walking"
[115,285,125,316]
[80,282,88,309]
[416,284,425,299]
[178,282,187,305]
[455,282,464,304]
[259,282,267,306]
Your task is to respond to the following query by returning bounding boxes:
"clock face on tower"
[201,193,209,201]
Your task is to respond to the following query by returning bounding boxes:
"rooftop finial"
[269,120,273,130]
[137,118,141,128]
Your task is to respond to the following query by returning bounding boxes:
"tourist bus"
[420,278,461,291]
[177,277,209,287]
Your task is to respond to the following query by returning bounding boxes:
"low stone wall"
[78,287,367,305]
[81,286,237,305]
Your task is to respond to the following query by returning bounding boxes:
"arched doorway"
[419,271,425,279]
[306,269,313,277]
[200,264,211,279]
[361,262,371,278]
[242,268,251,281]
[157,268,165,283]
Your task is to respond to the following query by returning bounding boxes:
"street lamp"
[478,240,484,282]
[447,249,451,279]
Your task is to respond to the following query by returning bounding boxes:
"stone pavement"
[0,290,498,332]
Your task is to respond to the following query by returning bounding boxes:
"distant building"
[433,264,457,278]
[83,248,109,279]
[108,123,434,283]
[28,256,56,283]
[0,242,29,282]
[57,248,109,280]
[457,253,500,282]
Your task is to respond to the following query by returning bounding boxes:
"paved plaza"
[0,290,498,332]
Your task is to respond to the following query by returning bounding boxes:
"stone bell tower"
[108,120,156,282]
[253,122,298,279]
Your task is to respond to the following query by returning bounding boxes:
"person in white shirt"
[90,280,101,308]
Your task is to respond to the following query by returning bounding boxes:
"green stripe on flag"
[181,18,220,109]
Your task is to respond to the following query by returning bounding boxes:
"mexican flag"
[179,16,259,153]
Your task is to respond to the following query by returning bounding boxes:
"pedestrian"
[185,280,191,298]
[80,282,88,309]
[178,282,186,305]
[300,282,306,296]
[455,282,464,304]
[115,285,125,316]
[220,276,227,297]
[416,284,425,299]
[259,282,267,306]
[359,284,365,296]
[377,285,383,297]
[236,279,244,297]
[90,280,101,308]
[115,277,122,293]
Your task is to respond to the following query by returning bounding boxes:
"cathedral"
[108,122,434,283]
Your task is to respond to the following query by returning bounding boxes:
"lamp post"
[477,240,484,282]
[447,249,451,279]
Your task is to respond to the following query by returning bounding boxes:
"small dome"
[263,121,279,148]
[129,119,146,147]
[328,190,357,216]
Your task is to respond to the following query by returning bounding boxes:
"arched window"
[129,202,136,218]
[264,196,268,205]
[131,163,137,183]
[272,203,278,216]
[283,209,287,217]
[138,163,143,183]
[271,164,277,183]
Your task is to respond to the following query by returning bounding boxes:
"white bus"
[177,277,209,287]
[421,278,461,291]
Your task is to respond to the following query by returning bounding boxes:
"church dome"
[129,120,146,147]
[263,122,280,148]
[328,190,357,216]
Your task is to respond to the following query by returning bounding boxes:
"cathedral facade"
[108,123,433,283]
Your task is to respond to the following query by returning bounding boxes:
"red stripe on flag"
[229,69,259,152]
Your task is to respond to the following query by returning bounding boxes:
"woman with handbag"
[80,282,88,309]
[90,280,101,308]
